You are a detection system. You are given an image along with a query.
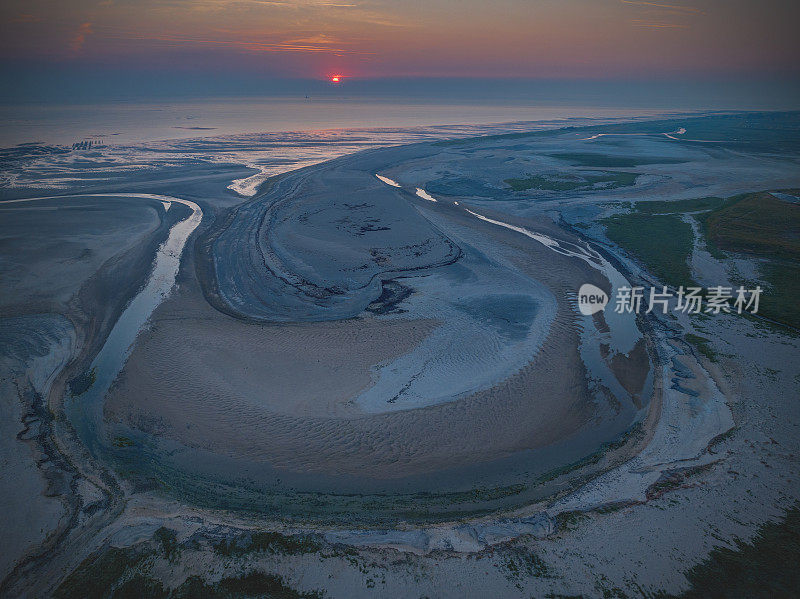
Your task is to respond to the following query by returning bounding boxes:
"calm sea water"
[0,98,672,147]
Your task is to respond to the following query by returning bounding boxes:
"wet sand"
[105,215,606,477]
[98,146,651,518]
[0,195,181,583]
[13,113,800,596]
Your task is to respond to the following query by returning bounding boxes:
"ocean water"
[1,98,690,195]
[0,97,673,147]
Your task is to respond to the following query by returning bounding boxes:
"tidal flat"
[1,112,799,597]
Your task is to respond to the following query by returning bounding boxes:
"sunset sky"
[1,0,798,106]
[2,0,798,78]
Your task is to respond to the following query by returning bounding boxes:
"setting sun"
[330,75,341,83]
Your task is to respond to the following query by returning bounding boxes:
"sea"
[0,97,696,195]
[0,97,677,148]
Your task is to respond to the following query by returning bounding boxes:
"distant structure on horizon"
[71,138,105,150]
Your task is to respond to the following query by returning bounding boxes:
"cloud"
[70,21,93,54]
[156,0,358,10]
[619,0,705,15]
[85,25,359,54]
[630,19,689,28]
[150,0,409,27]
[243,0,358,5]
[620,0,704,30]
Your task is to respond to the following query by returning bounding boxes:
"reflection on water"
[0,99,668,147]
[65,194,202,453]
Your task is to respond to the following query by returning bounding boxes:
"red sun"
[330,75,341,83]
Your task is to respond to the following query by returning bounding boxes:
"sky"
[0,0,799,102]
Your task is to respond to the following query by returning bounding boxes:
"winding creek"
[69,194,202,452]
[0,193,203,453]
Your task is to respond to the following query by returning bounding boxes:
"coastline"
[2,112,798,597]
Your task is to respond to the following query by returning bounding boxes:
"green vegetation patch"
[547,152,685,168]
[602,212,696,288]
[757,261,800,330]
[634,196,731,215]
[213,531,322,557]
[676,505,800,598]
[108,572,322,599]
[506,171,638,193]
[173,573,322,599]
[685,333,718,362]
[154,527,179,562]
[411,483,527,505]
[54,529,322,599]
[697,191,800,329]
[698,192,800,260]
[554,510,590,532]
[54,546,143,599]
[498,546,550,587]
[111,576,167,599]
[602,190,800,329]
